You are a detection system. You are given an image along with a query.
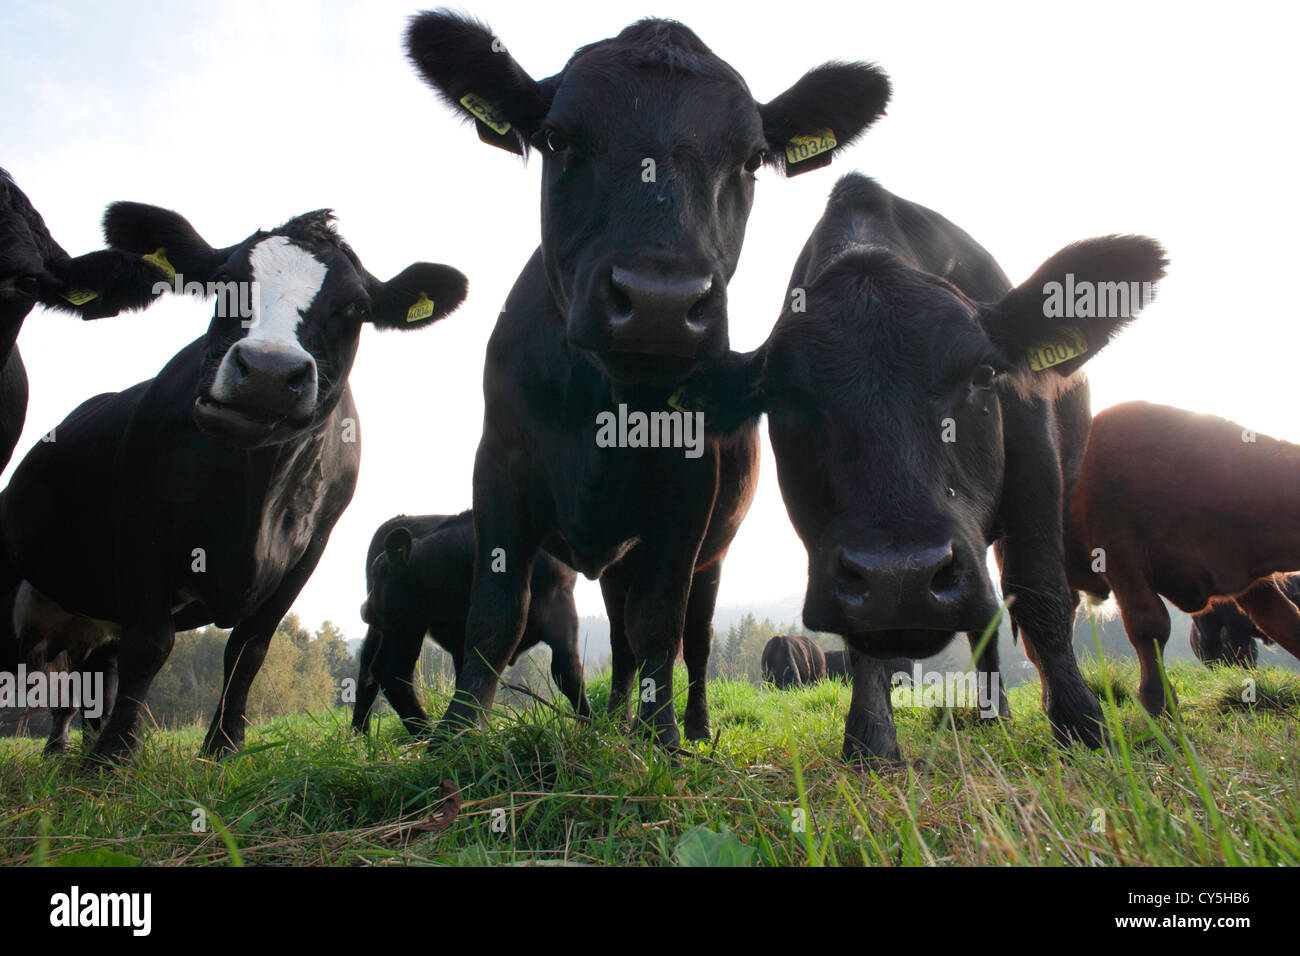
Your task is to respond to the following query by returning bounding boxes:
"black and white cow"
[405,10,891,748]
[697,173,1166,762]
[0,168,167,467]
[0,202,467,767]
[352,510,588,737]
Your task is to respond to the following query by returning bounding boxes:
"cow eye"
[15,275,40,296]
[971,364,997,389]
[743,150,765,174]
[536,128,569,154]
[342,300,367,321]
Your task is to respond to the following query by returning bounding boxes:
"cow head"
[707,234,1167,655]
[0,169,169,363]
[103,202,468,448]
[362,526,424,633]
[405,11,890,387]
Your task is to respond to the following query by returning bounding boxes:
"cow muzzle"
[573,262,727,386]
[808,539,997,635]
[195,340,317,442]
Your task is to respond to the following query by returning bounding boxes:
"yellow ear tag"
[668,387,698,414]
[143,247,176,280]
[785,128,838,165]
[406,293,435,323]
[61,288,99,306]
[1026,327,1089,372]
[459,93,511,135]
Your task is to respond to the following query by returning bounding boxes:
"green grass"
[1,661,1298,866]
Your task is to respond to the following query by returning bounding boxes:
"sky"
[2,0,1298,636]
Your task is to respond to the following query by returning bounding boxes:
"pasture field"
[1,661,1297,867]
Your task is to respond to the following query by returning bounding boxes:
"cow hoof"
[683,718,711,742]
[43,739,70,757]
[842,746,905,772]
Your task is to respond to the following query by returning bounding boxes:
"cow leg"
[600,567,635,722]
[436,478,538,737]
[1107,569,1173,715]
[44,705,76,756]
[376,627,432,738]
[965,627,1010,719]
[842,647,902,765]
[682,562,721,741]
[1235,577,1300,661]
[547,635,591,719]
[996,421,1103,748]
[534,593,590,718]
[84,618,176,769]
[622,548,700,751]
[351,626,383,734]
[80,642,117,736]
[202,541,328,756]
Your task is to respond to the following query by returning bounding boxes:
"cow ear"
[384,527,413,566]
[759,63,891,177]
[671,347,767,432]
[368,262,468,330]
[982,235,1168,379]
[102,202,227,284]
[37,249,170,319]
[405,11,551,156]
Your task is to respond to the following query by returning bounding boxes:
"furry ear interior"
[368,262,468,330]
[405,10,551,156]
[983,235,1168,379]
[760,62,891,176]
[384,527,414,565]
[671,347,767,432]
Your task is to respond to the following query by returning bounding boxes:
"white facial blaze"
[245,236,327,351]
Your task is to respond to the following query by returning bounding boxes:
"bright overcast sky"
[3,1,1297,634]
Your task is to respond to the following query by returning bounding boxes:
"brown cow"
[1066,401,1300,714]
[761,635,827,689]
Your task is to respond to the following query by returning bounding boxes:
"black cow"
[761,634,827,688]
[0,577,117,755]
[405,11,890,748]
[0,202,467,766]
[698,174,1166,762]
[1189,574,1298,668]
[823,649,853,681]
[0,168,167,467]
[353,510,589,737]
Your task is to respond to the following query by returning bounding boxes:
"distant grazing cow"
[1190,598,1273,667]
[823,649,853,681]
[0,168,168,467]
[695,174,1166,761]
[1190,577,1300,666]
[1068,402,1300,713]
[0,203,467,766]
[761,634,827,688]
[352,510,589,736]
[0,577,117,754]
[405,11,891,748]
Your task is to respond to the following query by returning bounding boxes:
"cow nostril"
[234,348,251,381]
[686,291,710,327]
[930,561,958,598]
[285,364,313,393]
[610,285,632,318]
[835,549,870,592]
